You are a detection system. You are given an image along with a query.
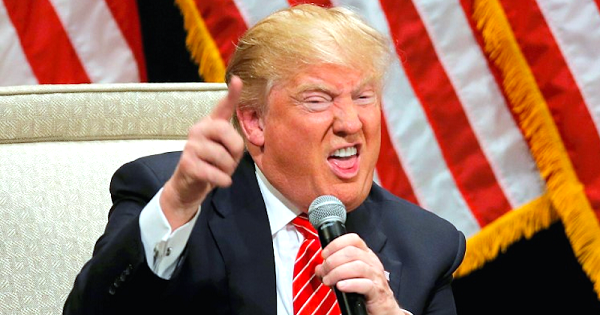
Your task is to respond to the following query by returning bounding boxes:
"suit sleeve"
[423,229,466,315]
[63,159,171,315]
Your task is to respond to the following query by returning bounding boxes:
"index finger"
[211,75,243,121]
[321,233,368,258]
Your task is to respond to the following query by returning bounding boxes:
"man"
[64,4,465,315]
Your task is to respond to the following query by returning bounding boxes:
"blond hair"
[226,4,392,130]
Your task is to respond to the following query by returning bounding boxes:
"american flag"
[1,0,599,301]
[0,0,146,84]
[175,0,600,294]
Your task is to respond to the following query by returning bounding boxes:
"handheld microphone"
[308,195,368,315]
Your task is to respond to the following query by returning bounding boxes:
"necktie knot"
[292,214,318,241]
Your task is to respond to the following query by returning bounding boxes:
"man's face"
[256,64,381,212]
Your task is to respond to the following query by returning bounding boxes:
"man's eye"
[301,95,332,111]
[355,93,376,106]
[305,96,330,103]
[304,101,331,111]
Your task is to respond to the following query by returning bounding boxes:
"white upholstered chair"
[0,83,226,314]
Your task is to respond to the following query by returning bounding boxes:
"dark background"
[136,1,600,313]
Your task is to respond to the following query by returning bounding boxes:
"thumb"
[211,75,243,121]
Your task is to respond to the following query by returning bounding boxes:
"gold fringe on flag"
[175,0,226,82]
[454,194,558,277]
[468,0,600,298]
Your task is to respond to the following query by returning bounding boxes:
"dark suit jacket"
[64,152,465,315]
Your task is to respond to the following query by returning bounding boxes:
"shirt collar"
[255,164,302,236]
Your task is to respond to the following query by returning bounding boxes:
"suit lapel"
[207,154,277,315]
[204,155,403,312]
[346,194,403,301]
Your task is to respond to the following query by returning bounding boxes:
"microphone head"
[308,195,347,229]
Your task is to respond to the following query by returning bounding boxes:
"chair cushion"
[0,82,227,314]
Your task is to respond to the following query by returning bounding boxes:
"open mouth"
[327,145,360,178]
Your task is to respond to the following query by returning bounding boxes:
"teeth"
[331,146,357,158]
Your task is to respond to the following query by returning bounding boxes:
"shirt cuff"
[139,188,201,279]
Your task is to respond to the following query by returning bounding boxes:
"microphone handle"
[318,222,368,315]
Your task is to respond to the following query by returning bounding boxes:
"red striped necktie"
[291,214,341,315]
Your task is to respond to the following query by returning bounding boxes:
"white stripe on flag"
[334,0,481,236]
[232,0,289,27]
[48,0,140,83]
[537,0,600,135]
[0,2,38,86]
[413,0,545,208]
[383,58,481,237]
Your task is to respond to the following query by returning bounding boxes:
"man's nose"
[332,98,362,135]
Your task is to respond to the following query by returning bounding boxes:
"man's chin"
[332,187,371,212]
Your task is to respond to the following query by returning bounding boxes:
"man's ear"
[236,107,265,147]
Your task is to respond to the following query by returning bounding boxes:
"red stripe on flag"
[501,0,600,220]
[288,0,332,7]
[105,0,147,82]
[195,0,247,66]
[381,0,512,226]
[3,0,90,84]
[377,113,419,205]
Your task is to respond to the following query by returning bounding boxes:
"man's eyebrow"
[294,77,378,94]
[294,83,334,93]
[354,79,376,92]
